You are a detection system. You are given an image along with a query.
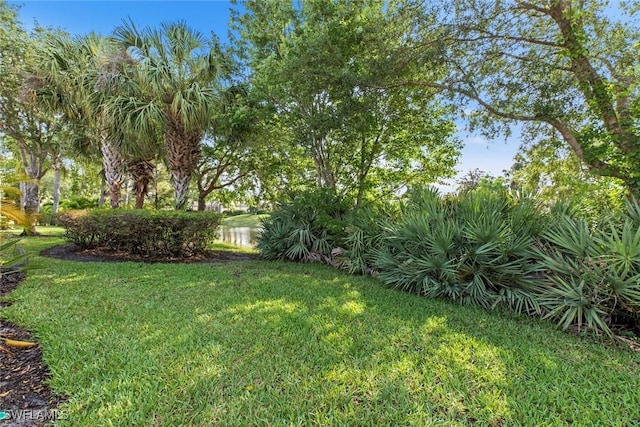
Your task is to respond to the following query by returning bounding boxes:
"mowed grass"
[0,225,66,237]
[2,238,639,426]
[222,213,268,228]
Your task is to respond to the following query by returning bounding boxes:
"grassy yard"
[0,225,66,237]
[221,213,268,228]
[1,237,639,425]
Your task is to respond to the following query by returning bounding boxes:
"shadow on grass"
[3,258,639,425]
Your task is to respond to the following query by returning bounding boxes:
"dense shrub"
[538,198,640,335]
[58,209,222,257]
[39,198,100,226]
[375,187,548,314]
[340,206,395,275]
[257,189,350,263]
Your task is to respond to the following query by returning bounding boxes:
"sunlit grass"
[222,213,268,228]
[210,241,258,254]
[0,225,66,237]
[1,238,639,425]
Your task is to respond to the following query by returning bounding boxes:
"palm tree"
[127,159,155,209]
[112,20,224,210]
[31,33,137,209]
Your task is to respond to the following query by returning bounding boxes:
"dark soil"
[0,270,64,427]
[41,243,260,264]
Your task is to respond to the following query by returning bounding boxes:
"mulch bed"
[41,243,260,263]
[1,270,64,427]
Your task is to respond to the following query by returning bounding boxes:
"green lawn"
[2,237,639,425]
[222,213,268,228]
[1,225,66,237]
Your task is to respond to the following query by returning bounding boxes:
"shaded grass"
[1,238,639,425]
[222,214,268,228]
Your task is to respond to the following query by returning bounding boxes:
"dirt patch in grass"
[41,243,260,263]
[1,270,64,427]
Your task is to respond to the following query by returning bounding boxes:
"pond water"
[217,226,260,247]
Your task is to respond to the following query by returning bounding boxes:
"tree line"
[1,0,638,234]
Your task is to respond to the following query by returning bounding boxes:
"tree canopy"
[401,0,640,196]
[1,0,639,216]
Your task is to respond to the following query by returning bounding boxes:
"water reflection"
[217,226,260,247]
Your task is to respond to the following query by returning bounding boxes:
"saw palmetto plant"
[539,203,640,336]
[375,186,547,315]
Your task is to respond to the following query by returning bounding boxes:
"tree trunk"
[197,196,206,211]
[19,181,26,213]
[51,158,61,217]
[165,118,201,210]
[172,172,192,210]
[21,180,39,235]
[18,148,45,235]
[123,177,130,207]
[356,187,364,208]
[100,133,126,209]
[128,160,154,209]
[108,179,122,209]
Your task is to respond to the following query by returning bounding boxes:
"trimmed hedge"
[57,209,222,257]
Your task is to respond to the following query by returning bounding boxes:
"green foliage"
[405,1,640,196]
[0,180,29,272]
[259,185,640,336]
[57,209,221,257]
[222,213,267,228]
[0,238,28,274]
[538,200,640,335]
[508,137,627,226]
[222,209,249,217]
[257,189,350,263]
[235,0,460,200]
[375,186,547,315]
[40,197,99,225]
[111,20,228,210]
[340,206,392,275]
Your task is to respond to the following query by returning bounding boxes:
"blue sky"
[11,1,520,189]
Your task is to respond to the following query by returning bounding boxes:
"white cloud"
[466,136,489,145]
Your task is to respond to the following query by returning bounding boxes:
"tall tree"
[193,85,263,210]
[234,0,460,201]
[0,3,61,234]
[112,20,226,210]
[30,33,137,208]
[403,0,640,196]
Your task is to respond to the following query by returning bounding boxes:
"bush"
[57,209,222,258]
[340,206,395,275]
[258,186,640,338]
[375,186,548,315]
[538,198,640,335]
[257,189,351,263]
